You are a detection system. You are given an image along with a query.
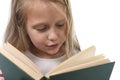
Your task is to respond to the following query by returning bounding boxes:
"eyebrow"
[31,21,47,28]
[56,18,66,23]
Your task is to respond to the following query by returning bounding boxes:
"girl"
[4,0,80,74]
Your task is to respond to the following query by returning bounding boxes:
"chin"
[46,49,59,55]
[47,51,58,55]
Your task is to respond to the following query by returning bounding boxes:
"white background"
[70,0,120,80]
[0,0,120,80]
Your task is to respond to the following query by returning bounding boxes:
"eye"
[56,22,65,28]
[36,25,48,32]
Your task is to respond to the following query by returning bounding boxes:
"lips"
[46,44,59,49]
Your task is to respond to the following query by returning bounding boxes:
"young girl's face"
[25,1,66,58]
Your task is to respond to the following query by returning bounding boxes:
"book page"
[3,43,41,75]
[1,42,43,79]
[46,46,96,76]
[48,54,105,75]
[48,58,110,76]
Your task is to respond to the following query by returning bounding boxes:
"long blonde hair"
[4,0,80,57]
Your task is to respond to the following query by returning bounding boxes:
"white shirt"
[24,50,67,75]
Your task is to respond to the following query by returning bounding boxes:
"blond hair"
[4,0,80,57]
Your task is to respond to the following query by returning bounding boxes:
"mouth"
[46,44,59,49]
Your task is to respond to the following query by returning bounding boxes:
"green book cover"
[0,53,34,80]
[49,62,115,80]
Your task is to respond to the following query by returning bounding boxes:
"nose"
[48,29,58,41]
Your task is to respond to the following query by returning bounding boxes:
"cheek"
[30,35,45,45]
[26,30,45,45]
[63,27,67,38]
[60,29,66,41]
[64,25,67,35]
[29,35,47,50]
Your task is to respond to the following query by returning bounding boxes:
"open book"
[0,42,115,80]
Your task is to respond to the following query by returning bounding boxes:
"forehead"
[24,0,66,17]
[24,0,65,10]
[25,0,66,26]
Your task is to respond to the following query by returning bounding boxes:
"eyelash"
[36,23,65,32]
[37,26,48,32]
[56,23,65,28]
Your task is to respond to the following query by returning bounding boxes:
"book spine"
[40,76,49,80]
